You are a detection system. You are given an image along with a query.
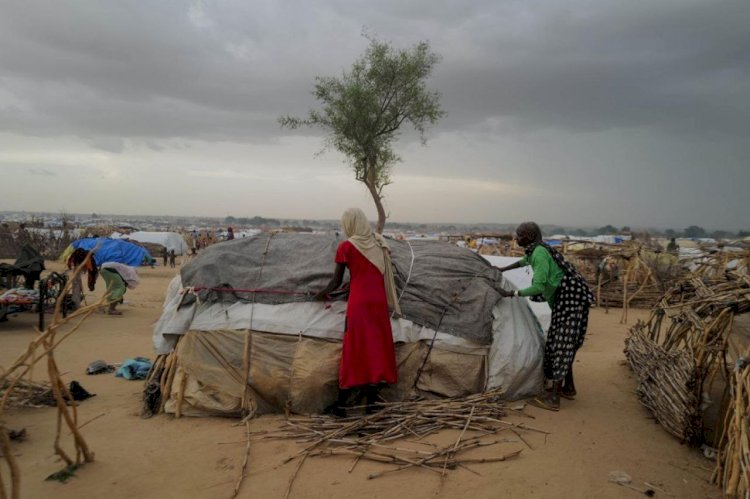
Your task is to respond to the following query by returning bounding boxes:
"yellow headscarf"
[341,208,402,316]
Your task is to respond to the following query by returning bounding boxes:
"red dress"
[335,240,398,388]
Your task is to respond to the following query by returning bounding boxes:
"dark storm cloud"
[0,1,748,229]
[1,0,748,143]
[434,0,750,138]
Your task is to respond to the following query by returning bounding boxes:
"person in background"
[161,247,168,267]
[666,237,679,255]
[315,208,401,417]
[227,227,235,240]
[100,262,140,316]
[169,249,176,268]
[496,222,594,411]
[67,248,97,309]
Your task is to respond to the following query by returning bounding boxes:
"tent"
[112,231,189,255]
[147,233,545,418]
[69,238,153,267]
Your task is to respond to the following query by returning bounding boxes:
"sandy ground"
[0,259,721,499]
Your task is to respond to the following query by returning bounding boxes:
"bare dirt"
[1,259,721,498]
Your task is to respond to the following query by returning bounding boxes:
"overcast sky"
[0,1,747,230]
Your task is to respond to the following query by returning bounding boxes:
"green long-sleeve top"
[517,245,564,307]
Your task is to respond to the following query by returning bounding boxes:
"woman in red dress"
[315,208,401,416]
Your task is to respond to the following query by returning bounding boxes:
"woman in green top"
[498,222,594,411]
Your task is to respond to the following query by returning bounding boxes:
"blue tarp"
[71,238,153,267]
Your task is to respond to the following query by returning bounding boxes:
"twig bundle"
[0,379,53,409]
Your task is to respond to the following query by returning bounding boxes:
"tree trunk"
[364,179,387,234]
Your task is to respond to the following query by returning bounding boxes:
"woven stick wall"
[712,349,750,498]
[624,272,750,443]
[567,242,683,319]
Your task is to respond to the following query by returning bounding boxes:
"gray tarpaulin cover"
[180,233,504,345]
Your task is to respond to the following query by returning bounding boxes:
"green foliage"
[280,35,444,231]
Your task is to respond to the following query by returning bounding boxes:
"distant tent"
[70,238,153,266]
[147,233,545,417]
[112,231,189,255]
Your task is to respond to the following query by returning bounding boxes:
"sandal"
[107,310,123,316]
[560,390,577,400]
[528,395,560,412]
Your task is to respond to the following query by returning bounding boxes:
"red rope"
[190,286,309,296]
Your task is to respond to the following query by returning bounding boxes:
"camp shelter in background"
[145,233,546,418]
[111,231,189,255]
[61,237,154,266]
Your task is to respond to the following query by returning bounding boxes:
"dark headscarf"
[516,221,543,256]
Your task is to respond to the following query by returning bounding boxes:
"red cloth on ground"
[335,240,398,389]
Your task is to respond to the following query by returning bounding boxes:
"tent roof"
[112,231,189,254]
[179,233,505,345]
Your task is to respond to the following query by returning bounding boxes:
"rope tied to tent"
[392,239,415,319]
[189,286,310,297]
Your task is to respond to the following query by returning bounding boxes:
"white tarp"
[153,274,545,399]
[482,255,552,333]
[112,231,189,255]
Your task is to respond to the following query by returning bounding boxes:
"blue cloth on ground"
[116,357,152,380]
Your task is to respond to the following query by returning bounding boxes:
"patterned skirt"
[543,273,591,381]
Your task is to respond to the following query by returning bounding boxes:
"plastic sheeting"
[164,329,487,417]
[482,255,551,333]
[71,238,152,266]
[154,277,489,356]
[179,233,504,345]
[153,274,545,404]
[112,231,189,255]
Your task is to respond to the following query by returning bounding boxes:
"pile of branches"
[0,379,54,409]
[713,350,750,497]
[624,272,750,446]
[257,388,544,497]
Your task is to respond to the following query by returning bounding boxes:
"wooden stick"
[284,452,307,499]
[230,420,252,499]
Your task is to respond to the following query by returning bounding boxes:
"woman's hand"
[497,288,514,298]
[313,290,328,301]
